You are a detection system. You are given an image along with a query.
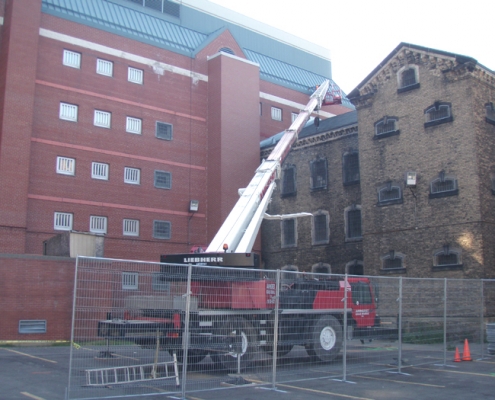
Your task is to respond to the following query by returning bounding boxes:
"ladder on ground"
[85,355,179,387]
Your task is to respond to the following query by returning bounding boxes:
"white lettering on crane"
[183,257,224,263]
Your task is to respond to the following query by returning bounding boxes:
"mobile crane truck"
[98,81,396,370]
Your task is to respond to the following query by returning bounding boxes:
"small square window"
[128,66,143,84]
[271,107,282,121]
[122,272,139,290]
[96,59,113,76]
[123,219,139,236]
[56,156,75,175]
[91,162,109,180]
[126,117,142,134]
[154,170,171,189]
[94,110,111,128]
[124,167,140,184]
[90,215,107,234]
[153,220,171,239]
[54,212,73,231]
[63,49,81,69]
[59,103,78,122]
[156,122,173,140]
[19,320,47,334]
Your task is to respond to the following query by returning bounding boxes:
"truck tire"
[213,317,256,372]
[306,315,342,362]
[170,349,207,365]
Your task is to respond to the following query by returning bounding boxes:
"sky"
[208,0,494,94]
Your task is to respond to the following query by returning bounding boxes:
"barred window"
[156,122,173,140]
[313,212,329,245]
[433,245,462,269]
[401,68,417,87]
[96,59,113,76]
[62,49,80,68]
[123,219,139,236]
[378,181,402,205]
[54,212,73,231]
[19,320,47,334]
[310,158,328,190]
[91,162,109,180]
[124,167,140,184]
[59,102,78,122]
[90,216,107,234]
[271,107,282,121]
[345,205,362,240]
[126,117,142,134]
[429,171,458,198]
[153,220,171,239]
[343,152,360,185]
[381,250,405,271]
[281,165,296,197]
[486,103,495,125]
[56,156,75,175]
[122,272,138,290]
[374,116,399,138]
[425,102,453,127]
[346,259,364,275]
[94,110,111,128]
[281,218,296,248]
[154,170,171,189]
[128,66,143,84]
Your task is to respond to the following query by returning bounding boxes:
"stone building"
[261,43,495,279]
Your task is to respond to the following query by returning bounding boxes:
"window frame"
[271,106,282,121]
[124,167,141,185]
[433,245,463,271]
[155,121,173,140]
[424,102,453,128]
[154,170,172,189]
[56,156,75,176]
[59,102,78,122]
[310,157,328,191]
[377,181,403,206]
[91,162,109,180]
[62,49,81,69]
[345,259,364,275]
[153,220,171,239]
[345,205,362,241]
[380,250,406,274]
[122,272,139,290]
[374,116,399,139]
[19,320,47,334]
[429,171,459,198]
[397,65,420,93]
[123,219,140,237]
[291,112,298,123]
[281,218,297,248]
[126,116,142,134]
[312,211,329,245]
[485,102,495,126]
[94,110,111,128]
[96,58,113,77]
[128,66,144,84]
[54,212,73,231]
[342,151,360,185]
[89,215,108,234]
[281,164,297,197]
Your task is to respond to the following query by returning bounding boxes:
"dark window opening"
[378,182,402,205]
[350,282,372,305]
[282,219,296,247]
[401,68,417,87]
[156,122,173,140]
[347,208,362,239]
[343,152,360,185]
[310,158,328,190]
[154,170,171,189]
[281,165,296,197]
[153,220,171,239]
[313,214,328,244]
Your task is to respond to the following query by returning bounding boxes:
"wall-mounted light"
[406,171,417,187]
[189,200,199,212]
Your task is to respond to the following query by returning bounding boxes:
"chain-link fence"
[67,256,495,399]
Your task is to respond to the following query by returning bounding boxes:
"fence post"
[180,264,193,400]
[271,269,281,389]
[67,256,81,399]
[342,273,348,382]
[443,278,447,366]
[397,276,402,374]
[480,280,485,360]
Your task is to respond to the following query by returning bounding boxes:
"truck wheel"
[215,317,256,372]
[307,315,342,362]
[170,349,207,365]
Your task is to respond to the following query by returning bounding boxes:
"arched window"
[424,102,453,128]
[397,65,420,93]
[346,259,364,275]
[433,245,462,270]
[378,181,402,205]
[374,116,399,139]
[311,262,331,274]
[429,171,458,198]
[380,250,406,273]
[486,102,495,126]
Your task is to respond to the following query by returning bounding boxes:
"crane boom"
[206,80,330,254]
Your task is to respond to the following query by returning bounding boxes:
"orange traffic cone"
[462,338,472,361]
[453,347,461,362]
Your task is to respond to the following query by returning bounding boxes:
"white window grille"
[56,156,75,175]
[94,110,111,128]
[128,67,143,84]
[54,212,73,231]
[59,103,78,122]
[62,49,81,68]
[91,162,109,180]
[122,272,138,290]
[126,117,142,134]
[96,59,113,76]
[90,216,107,234]
[124,167,140,184]
[19,320,47,334]
[271,107,282,121]
[123,219,139,236]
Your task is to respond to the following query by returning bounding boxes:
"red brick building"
[0,0,352,262]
